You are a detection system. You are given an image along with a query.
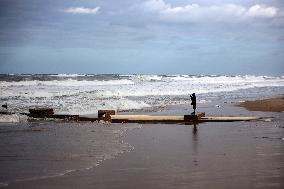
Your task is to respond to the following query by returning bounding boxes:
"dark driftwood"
[29,108,54,116]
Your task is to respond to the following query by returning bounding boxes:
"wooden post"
[29,108,54,118]
[98,110,115,122]
[184,115,198,122]
[184,112,205,124]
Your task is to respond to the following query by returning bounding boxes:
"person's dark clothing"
[190,93,196,114]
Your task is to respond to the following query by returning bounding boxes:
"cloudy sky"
[0,0,283,75]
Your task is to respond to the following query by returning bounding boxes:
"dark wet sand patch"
[239,97,284,112]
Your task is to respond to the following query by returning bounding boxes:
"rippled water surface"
[0,121,139,186]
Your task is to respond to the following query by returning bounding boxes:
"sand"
[239,97,284,112]
[2,98,284,189]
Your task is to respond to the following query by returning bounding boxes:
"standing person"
[190,93,196,115]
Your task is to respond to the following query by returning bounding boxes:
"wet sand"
[239,97,284,112]
[3,100,284,189]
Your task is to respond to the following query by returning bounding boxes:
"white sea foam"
[50,74,86,77]
[0,114,28,123]
[0,79,134,87]
[130,75,163,82]
[56,98,151,115]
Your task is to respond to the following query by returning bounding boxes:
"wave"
[49,74,86,77]
[1,75,283,114]
[0,79,134,87]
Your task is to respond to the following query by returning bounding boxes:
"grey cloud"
[140,0,283,24]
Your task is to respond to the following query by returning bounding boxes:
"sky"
[0,0,284,75]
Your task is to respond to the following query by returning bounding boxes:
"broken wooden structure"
[0,108,266,124]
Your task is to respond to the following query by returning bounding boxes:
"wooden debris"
[200,116,261,122]
[29,108,54,116]
[0,109,267,124]
[98,110,116,122]
[111,113,205,124]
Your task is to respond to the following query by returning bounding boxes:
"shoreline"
[238,96,284,112]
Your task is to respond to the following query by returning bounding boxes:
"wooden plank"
[111,115,184,121]
[111,115,261,123]
[110,114,200,124]
[0,110,264,123]
[200,116,261,122]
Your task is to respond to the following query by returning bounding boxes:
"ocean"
[0,74,283,117]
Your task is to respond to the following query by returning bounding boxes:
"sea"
[0,74,284,187]
[0,74,284,117]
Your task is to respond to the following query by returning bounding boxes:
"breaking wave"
[0,74,283,114]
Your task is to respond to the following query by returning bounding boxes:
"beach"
[1,96,284,189]
[239,97,284,112]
